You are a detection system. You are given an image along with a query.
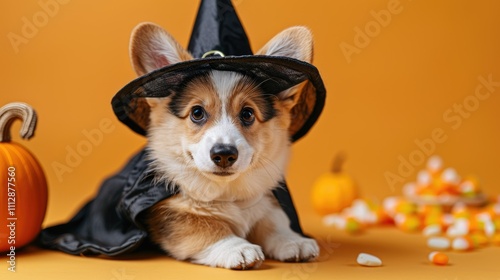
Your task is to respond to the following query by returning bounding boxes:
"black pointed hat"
[187,0,252,57]
[112,0,326,142]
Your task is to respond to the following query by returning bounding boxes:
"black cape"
[38,148,306,256]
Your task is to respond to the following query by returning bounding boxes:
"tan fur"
[174,76,221,143]
[147,195,234,260]
[130,23,319,269]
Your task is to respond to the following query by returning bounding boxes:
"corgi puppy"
[130,22,320,269]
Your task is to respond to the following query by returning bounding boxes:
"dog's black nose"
[210,144,238,168]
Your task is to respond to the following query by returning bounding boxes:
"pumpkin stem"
[332,151,346,173]
[0,102,38,142]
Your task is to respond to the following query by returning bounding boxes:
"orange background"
[1,1,500,278]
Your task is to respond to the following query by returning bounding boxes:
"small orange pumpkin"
[0,102,48,252]
[311,152,358,216]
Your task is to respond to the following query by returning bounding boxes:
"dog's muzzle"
[210,144,238,168]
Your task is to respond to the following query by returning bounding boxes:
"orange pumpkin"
[311,153,358,216]
[0,102,48,252]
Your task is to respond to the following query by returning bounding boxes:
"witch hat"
[187,0,252,57]
[112,0,326,142]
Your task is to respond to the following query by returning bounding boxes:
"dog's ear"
[130,22,193,76]
[256,26,313,63]
[256,26,313,110]
[130,23,193,108]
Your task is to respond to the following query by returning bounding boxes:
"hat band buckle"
[202,50,225,58]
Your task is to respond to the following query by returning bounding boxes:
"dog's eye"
[240,107,255,126]
[190,106,207,124]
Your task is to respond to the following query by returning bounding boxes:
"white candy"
[402,182,417,197]
[351,199,370,219]
[417,170,432,186]
[427,237,451,250]
[323,214,346,229]
[423,225,442,237]
[383,197,399,213]
[441,168,460,185]
[456,218,470,233]
[452,237,472,251]
[357,253,382,267]
[336,199,379,225]
[427,155,443,173]
[393,213,406,227]
[484,220,496,237]
[446,218,469,237]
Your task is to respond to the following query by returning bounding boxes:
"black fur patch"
[258,92,277,122]
[235,76,276,122]
[168,74,211,117]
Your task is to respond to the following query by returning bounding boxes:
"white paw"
[192,236,265,270]
[265,234,320,262]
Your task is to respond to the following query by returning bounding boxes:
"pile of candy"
[402,155,487,206]
[323,156,500,253]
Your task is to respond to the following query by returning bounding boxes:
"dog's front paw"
[265,235,320,262]
[193,236,265,270]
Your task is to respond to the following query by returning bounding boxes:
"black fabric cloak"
[38,148,305,256]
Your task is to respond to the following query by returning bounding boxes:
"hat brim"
[112,55,326,142]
